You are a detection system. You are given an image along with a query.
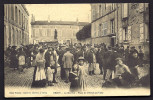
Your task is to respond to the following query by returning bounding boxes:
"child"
[70,57,87,92]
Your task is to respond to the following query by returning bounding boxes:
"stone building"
[30,16,89,45]
[90,3,149,51]
[117,3,149,51]
[91,3,117,46]
[4,4,29,50]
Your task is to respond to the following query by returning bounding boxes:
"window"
[105,3,107,10]
[27,19,29,30]
[122,3,128,18]
[33,29,35,37]
[123,26,131,42]
[98,24,101,36]
[47,29,50,36]
[99,5,102,17]
[111,19,115,33]
[21,13,23,27]
[94,23,96,37]
[73,31,76,36]
[12,28,15,45]
[127,26,131,42]
[16,30,18,45]
[102,22,108,36]
[118,28,123,42]
[92,5,95,21]
[11,5,14,20]
[39,29,42,36]
[102,4,105,16]
[19,10,21,25]
[9,5,11,20]
[15,6,18,23]
[25,19,26,30]
[20,31,22,43]
[9,26,11,45]
[4,5,7,17]
[23,16,25,28]
[44,29,47,36]
[140,23,144,42]
[112,3,115,10]
[123,27,128,41]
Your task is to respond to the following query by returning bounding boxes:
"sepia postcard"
[4,3,150,97]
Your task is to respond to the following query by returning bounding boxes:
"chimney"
[48,15,50,22]
[31,14,35,22]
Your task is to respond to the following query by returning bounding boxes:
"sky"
[25,4,91,22]
[25,4,91,43]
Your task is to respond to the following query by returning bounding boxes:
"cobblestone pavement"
[5,63,150,91]
[5,65,104,91]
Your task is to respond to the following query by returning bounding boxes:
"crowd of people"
[4,42,150,91]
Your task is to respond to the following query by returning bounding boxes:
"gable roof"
[31,21,89,26]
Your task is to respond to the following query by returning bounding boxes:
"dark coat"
[87,51,96,63]
[44,51,56,68]
[96,49,105,65]
[108,51,120,70]
[103,50,112,69]
[10,49,18,68]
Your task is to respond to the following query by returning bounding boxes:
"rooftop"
[31,21,89,26]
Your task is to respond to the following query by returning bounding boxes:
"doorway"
[111,38,115,47]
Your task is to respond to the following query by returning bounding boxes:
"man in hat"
[103,46,112,80]
[58,45,66,80]
[88,48,96,75]
[62,48,74,83]
[105,46,120,81]
[96,46,105,74]
[74,47,83,64]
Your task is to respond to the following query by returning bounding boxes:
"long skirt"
[70,79,80,92]
[10,57,18,69]
[31,66,46,88]
[79,78,87,91]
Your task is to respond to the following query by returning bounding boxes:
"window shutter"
[119,28,123,42]
[140,23,144,42]
[127,26,131,42]
[139,3,144,12]
[122,3,128,18]
[122,29,125,40]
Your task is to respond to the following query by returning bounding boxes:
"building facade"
[117,3,149,51]
[4,4,29,50]
[91,3,149,50]
[91,3,117,46]
[31,16,89,45]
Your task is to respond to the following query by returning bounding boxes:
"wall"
[4,4,29,50]
[31,24,84,44]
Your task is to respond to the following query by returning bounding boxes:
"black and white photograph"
[4,3,150,97]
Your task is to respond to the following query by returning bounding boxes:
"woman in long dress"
[31,48,46,88]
